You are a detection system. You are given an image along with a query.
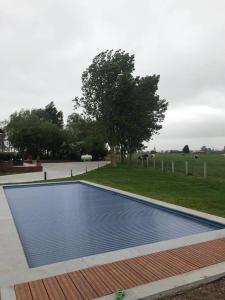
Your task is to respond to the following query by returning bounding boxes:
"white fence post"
[153,159,156,169]
[161,160,164,172]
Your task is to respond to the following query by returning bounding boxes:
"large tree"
[74,50,135,166]
[75,49,168,166]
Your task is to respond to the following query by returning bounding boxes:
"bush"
[0,152,22,162]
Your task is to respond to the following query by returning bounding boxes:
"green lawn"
[72,163,225,218]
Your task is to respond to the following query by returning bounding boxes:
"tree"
[201,146,207,153]
[183,145,190,154]
[6,108,64,159]
[75,49,167,166]
[0,127,4,152]
[74,50,135,166]
[33,101,63,128]
[44,102,63,128]
[0,121,7,152]
[65,113,108,160]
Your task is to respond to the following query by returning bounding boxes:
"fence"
[136,157,225,180]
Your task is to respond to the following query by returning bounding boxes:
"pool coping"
[1,180,225,290]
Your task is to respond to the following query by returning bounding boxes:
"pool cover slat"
[4,182,224,267]
[15,238,225,300]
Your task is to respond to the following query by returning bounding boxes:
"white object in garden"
[81,154,92,161]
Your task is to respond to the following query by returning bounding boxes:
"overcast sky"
[1,0,225,150]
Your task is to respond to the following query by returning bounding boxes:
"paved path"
[0,161,109,184]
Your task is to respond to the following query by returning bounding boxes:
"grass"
[70,163,225,218]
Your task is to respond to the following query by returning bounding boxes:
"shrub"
[0,152,22,162]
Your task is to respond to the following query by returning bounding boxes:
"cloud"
[150,104,225,150]
[0,0,225,149]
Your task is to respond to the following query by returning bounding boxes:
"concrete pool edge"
[1,180,225,289]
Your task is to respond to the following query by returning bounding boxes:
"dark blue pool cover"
[4,182,224,268]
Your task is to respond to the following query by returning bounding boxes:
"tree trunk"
[110,145,117,167]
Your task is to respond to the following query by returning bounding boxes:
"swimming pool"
[4,182,224,268]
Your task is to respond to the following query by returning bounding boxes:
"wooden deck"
[15,238,225,300]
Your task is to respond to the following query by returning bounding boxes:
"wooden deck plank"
[169,248,201,269]
[171,247,222,268]
[142,255,178,277]
[81,267,112,296]
[195,242,225,259]
[112,261,146,286]
[187,246,225,264]
[68,271,98,300]
[15,238,225,300]
[118,260,151,284]
[102,262,138,289]
[150,251,195,274]
[42,277,67,300]
[15,283,33,300]
[91,265,125,291]
[124,256,161,281]
[29,280,49,300]
[56,274,83,300]
[165,251,197,272]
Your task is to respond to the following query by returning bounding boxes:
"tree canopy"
[75,49,168,166]
[64,113,107,160]
[183,145,190,154]
[6,107,64,158]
